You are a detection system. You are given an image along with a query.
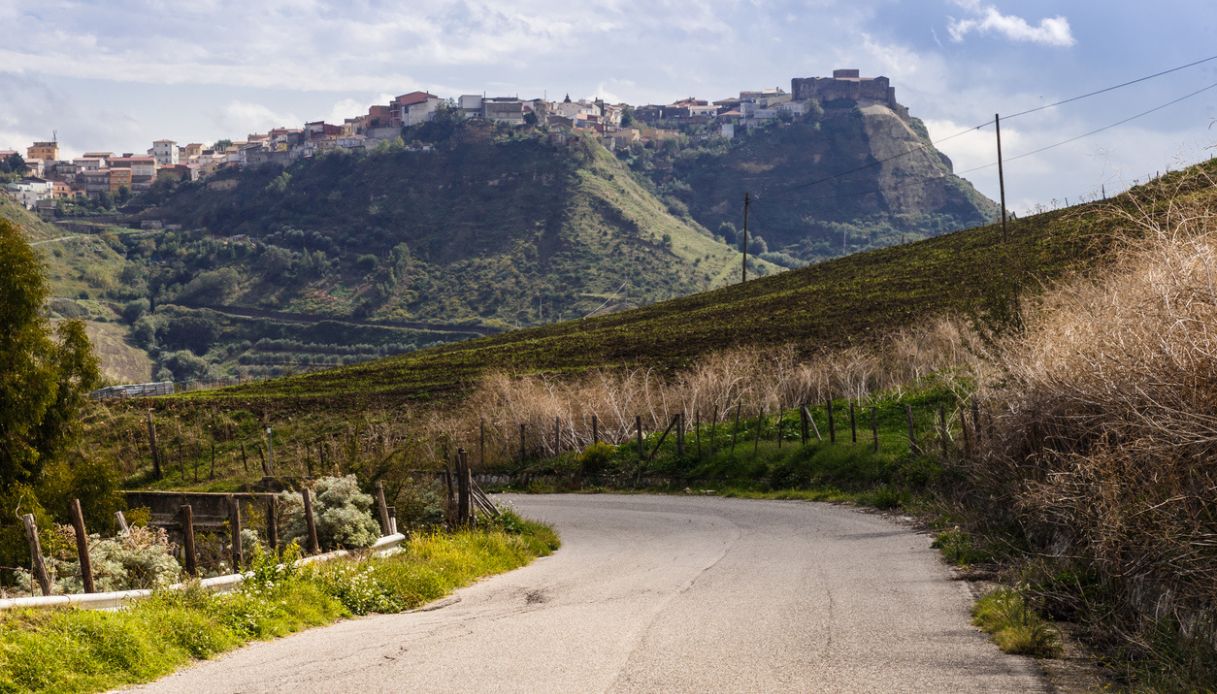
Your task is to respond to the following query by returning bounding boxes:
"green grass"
[0,513,558,694]
[972,588,1063,659]
[183,159,1217,407]
[488,390,955,514]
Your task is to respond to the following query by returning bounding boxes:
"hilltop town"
[1,70,907,212]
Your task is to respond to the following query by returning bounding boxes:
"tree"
[0,152,25,175]
[0,217,101,490]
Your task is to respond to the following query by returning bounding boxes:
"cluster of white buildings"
[2,138,199,210]
[3,69,902,211]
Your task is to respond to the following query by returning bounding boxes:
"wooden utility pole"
[995,113,1009,242]
[741,192,751,283]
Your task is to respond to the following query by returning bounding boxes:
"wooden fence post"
[301,488,320,554]
[266,496,279,553]
[463,454,475,526]
[695,411,702,458]
[456,449,471,527]
[752,409,764,460]
[849,401,857,444]
[905,405,919,454]
[519,423,527,463]
[375,482,392,536]
[591,415,599,445]
[265,427,275,476]
[22,514,52,596]
[146,411,162,480]
[826,398,836,443]
[179,504,198,577]
[553,417,560,456]
[730,404,741,454]
[636,416,644,458]
[871,406,880,452]
[676,413,685,456]
[227,495,243,570]
[479,418,486,467]
[800,405,809,445]
[776,408,783,448]
[115,510,130,533]
[938,405,950,459]
[69,499,95,593]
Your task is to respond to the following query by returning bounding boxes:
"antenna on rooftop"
[52,130,57,143]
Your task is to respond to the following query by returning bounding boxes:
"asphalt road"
[125,495,1047,693]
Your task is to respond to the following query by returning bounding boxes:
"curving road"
[126,495,1047,693]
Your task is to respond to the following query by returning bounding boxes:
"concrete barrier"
[0,532,407,612]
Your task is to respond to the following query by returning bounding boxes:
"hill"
[0,197,153,383]
[138,126,778,328]
[193,159,1217,408]
[623,103,997,264]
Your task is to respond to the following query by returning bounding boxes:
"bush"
[159,350,210,381]
[279,475,381,550]
[121,298,150,324]
[18,525,181,595]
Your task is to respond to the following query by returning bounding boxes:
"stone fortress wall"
[791,69,910,120]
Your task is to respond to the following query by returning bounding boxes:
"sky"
[2,0,1216,213]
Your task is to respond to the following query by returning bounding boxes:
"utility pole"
[741,191,750,284]
[995,113,1009,242]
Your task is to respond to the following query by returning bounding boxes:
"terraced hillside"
[197,159,1217,407]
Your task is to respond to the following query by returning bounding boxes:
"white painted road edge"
[0,532,407,611]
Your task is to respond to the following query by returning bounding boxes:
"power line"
[958,79,1217,174]
[749,54,1217,198]
[1004,53,1217,121]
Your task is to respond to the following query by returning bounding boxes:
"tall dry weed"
[976,190,1217,654]
[442,315,985,460]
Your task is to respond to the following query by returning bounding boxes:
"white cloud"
[947,2,1075,47]
[328,98,367,124]
[215,101,299,137]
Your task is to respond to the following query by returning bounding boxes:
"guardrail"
[0,532,406,612]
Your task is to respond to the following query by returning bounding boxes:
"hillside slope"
[200,159,1217,406]
[140,127,778,329]
[0,197,152,382]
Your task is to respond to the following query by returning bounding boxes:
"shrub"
[279,475,381,550]
[19,525,181,595]
[972,589,1062,658]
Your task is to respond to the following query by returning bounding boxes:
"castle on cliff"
[791,69,909,120]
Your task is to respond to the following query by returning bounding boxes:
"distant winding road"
[126,495,1046,693]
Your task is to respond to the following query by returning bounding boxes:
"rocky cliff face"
[631,102,997,265]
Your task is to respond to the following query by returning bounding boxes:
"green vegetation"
[490,390,952,510]
[972,589,1063,658]
[187,159,1217,407]
[0,514,558,694]
[0,215,110,574]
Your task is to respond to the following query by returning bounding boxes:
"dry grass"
[425,316,988,462]
[970,184,1217,671]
